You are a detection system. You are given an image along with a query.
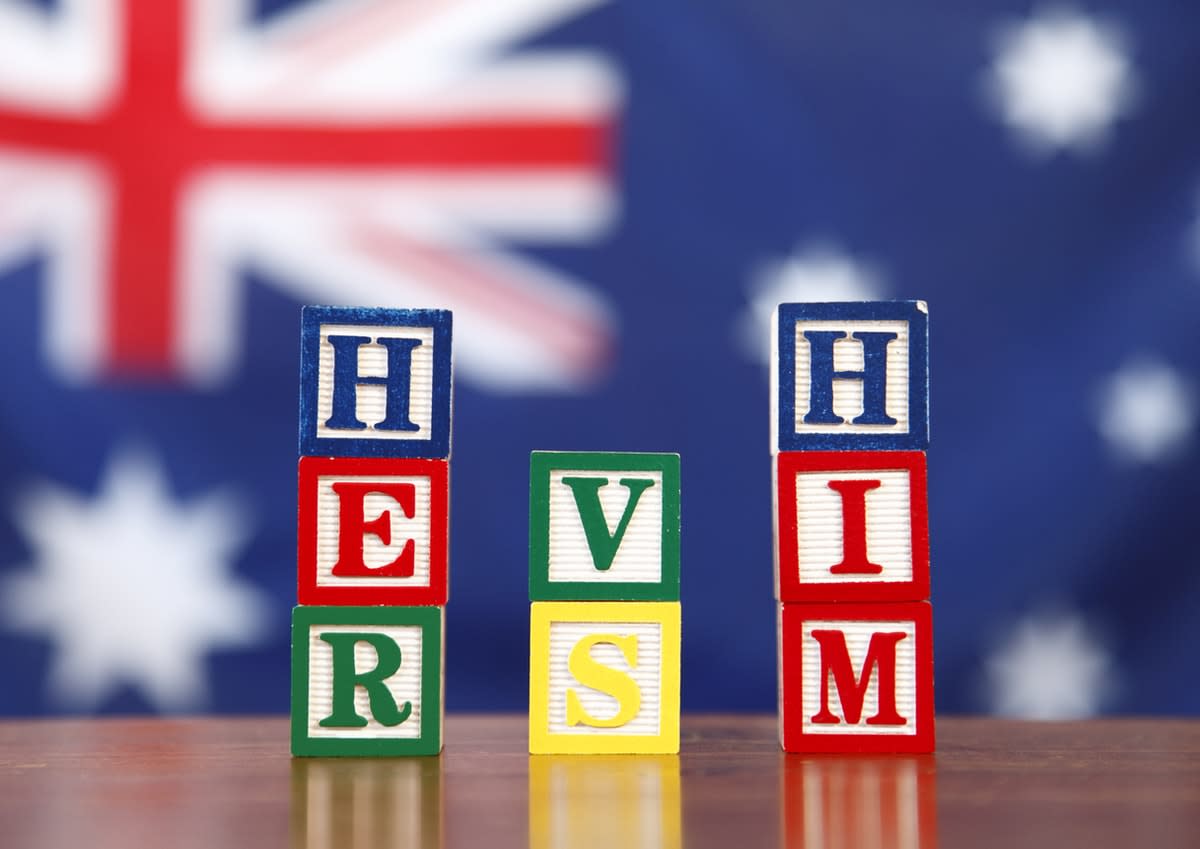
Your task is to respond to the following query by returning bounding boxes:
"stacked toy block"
[527,451,681,754]
[291,306,451,756]
[771,301,934,753]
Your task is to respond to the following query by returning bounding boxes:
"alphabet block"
[297,457,448,606]
[299,305,452,459]
[291,605,443,756]
[774,450,929,603]
[778,602,934,753]
[772,301,928,452]
[529,452,680,601]
[529,601,681,754]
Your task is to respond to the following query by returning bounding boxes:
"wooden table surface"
[0,715,1195,849]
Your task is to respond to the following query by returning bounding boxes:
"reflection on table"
[529,755,681,849]
[291,757,442,849]
[780,754,937,849]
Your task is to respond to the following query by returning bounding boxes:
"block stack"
[291,306,452,757]
[527,451,681,754]
[771,301,934,753]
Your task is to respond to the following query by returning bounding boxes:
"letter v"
[561,477,656,571]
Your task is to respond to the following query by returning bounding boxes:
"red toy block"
[775,450,929,603]
[298,456,448,606]
[778,602,934,753]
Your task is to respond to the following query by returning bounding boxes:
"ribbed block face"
[291,606,443,757]
[772,301,928,452]
[775,451,929,603]
[299,306,452,458]
[530,452,680,601]
[298,457,448,606]
[529,602,681,754]
[778,602,933,754]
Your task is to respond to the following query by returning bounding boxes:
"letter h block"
[292,605,443,756]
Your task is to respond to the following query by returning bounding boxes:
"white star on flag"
[1096,356,1196,464]
[735,242,885,366]
[986,611,1115,719]
[0,446,269,711]
[985,5,1136,154]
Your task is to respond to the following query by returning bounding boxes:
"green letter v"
[561,476,656,571]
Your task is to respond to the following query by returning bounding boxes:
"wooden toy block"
[778,602,934,753]
[291,605,443,757]
[291,756,443,848]
[529,755,681,849]
[774,450,929,603]
[529,601,681,754]
[297,456,448,606]
[781,754,937,849]
[771,301,928,452]
[299,305,452,459]
[529,451,680,602]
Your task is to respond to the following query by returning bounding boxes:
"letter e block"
[299,306,452,458]
[772,301,928,452]
[292,605,443,756]
[778,602,933,753]
[775,451,929,603]
[298,457,448,606]
[529,601,681,754]
[530,452,680,601]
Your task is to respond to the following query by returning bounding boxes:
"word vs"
[292,307,453,756]
[771,302,934,753]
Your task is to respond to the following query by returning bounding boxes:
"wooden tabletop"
[0,715,1195,849]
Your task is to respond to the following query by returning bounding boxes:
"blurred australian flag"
[0,0,1197,718]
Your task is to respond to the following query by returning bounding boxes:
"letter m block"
[778,602,933,753]
[292,606,443,756]
[297,457,448,606]
[772,301,928,452]
[299,306,452,459]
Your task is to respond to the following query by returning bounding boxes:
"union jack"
[0,0,621,391]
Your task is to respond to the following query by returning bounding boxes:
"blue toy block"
[772,301,928,452]
[299,306,452,459]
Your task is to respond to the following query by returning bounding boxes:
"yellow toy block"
[529,601,681,754]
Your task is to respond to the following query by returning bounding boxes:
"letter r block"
[529,452,680,601]
[529,601,681,754]
[778,602,934,753]
[299,305,452,459]
[292,605,443,757]
[775,451,929,603]
[297,457,448,606]
[772,301,928,452]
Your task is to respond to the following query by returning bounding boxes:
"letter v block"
[292,605,443,756]
[298,457,449,606]
[775,451,929,603]
[299,306,452,458]
[529,602,681,754]
[772,301,928,452]
[778,602,934,753]
[530,452,680,601]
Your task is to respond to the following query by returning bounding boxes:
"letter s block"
[291,605,443,756]
[297,457,448,606]
[778,602,934,753]
[529,601,681,754]
[299,305,452,459]
[772,301,928,452]
[775,451,929,603]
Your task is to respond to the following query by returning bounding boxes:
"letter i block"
[292,605,443,757]
[772,301,928,452]
[775,450,929,602]
[298,457,448,606]
[778,602,934,753]
[529,602,681,754]
[299,306,453,458]
[530,452,680,601]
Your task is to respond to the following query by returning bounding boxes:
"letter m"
[809,629,908,726]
